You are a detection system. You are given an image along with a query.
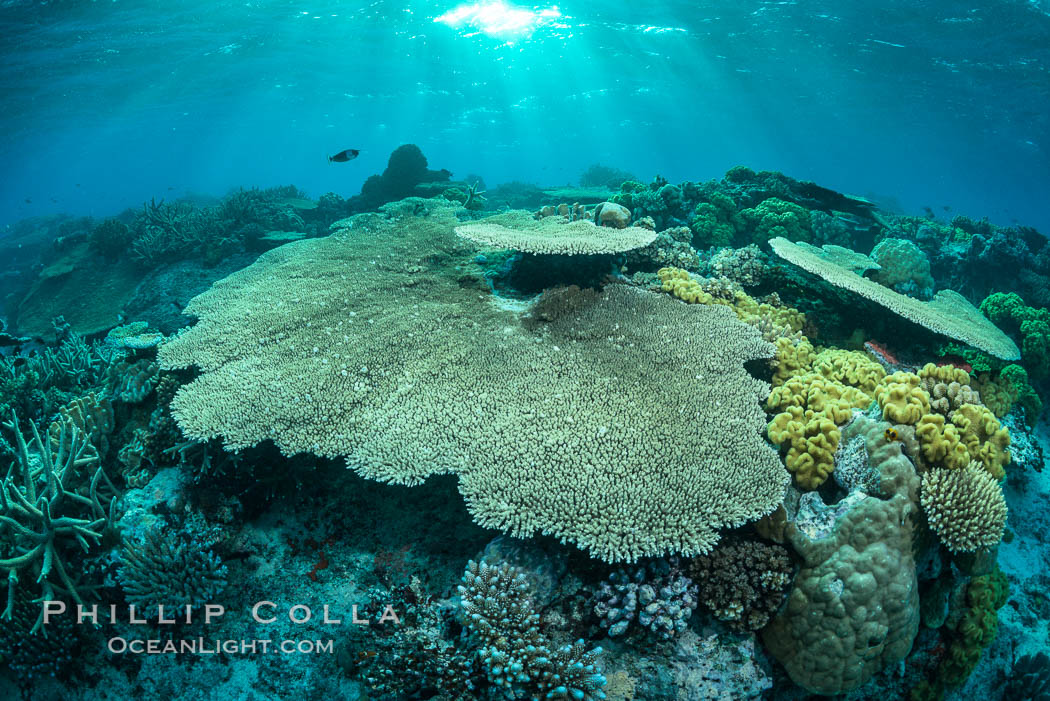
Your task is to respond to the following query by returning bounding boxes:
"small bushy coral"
[979,291,1050,378]
[687,539,792,632]
[459,560,607,700]
[739,197,812,245]
[688,192,742,247]
[593,558,698,639]
[118,529,227,617]
[920,461,1007,553]
[708,244,768,286]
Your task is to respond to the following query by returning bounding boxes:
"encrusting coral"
[160,201,787,562]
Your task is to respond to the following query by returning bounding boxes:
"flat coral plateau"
[455,211,657,255]
[770,237,1021,360]
[160,200,787,562]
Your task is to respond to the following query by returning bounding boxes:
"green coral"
[688,192,742,247]
[1000,364,1043,424]
[979,292,1050,379]
[739,197,812,245]
[940,568,1009,688]
[938,343,1002,375]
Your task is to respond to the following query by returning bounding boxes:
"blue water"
[1,0,1048,232]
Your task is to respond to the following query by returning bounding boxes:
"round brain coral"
[921,461,1007,553]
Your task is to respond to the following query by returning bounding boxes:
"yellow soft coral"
[916,414,970,470]
[773,337,816,386]
[767,369,875,489]
[657,267,806,344]
[876,372,931,425]
[658,267,712,304]
[951,404,1011,480]
[813,349,887,395]
[732,292,806,337]
[768,406,839,490]
[919,362,971,387]
[973,373,1017,418]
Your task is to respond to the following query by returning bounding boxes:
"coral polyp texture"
[455,210,657,255]
[159,201,787,561]
[769,237,1021,359]
[920,460,1008,553]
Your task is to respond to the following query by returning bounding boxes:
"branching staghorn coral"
[0,413,117,632]
[459,560,607,700]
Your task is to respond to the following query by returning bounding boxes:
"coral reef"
[580,164,638,190]
[771,236,1021,359]
[763,414,921,695]
[456,211,656,255]
[0,591,78,688]
[0,414,117,631]
[1004,652,1050,700]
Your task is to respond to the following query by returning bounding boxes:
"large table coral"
[770,237,1020,359]
[160,200,788,562]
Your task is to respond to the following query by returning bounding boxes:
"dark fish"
[24,198,31,204]
[329,149,360,163]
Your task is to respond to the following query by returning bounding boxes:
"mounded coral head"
[871,237,935,298]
